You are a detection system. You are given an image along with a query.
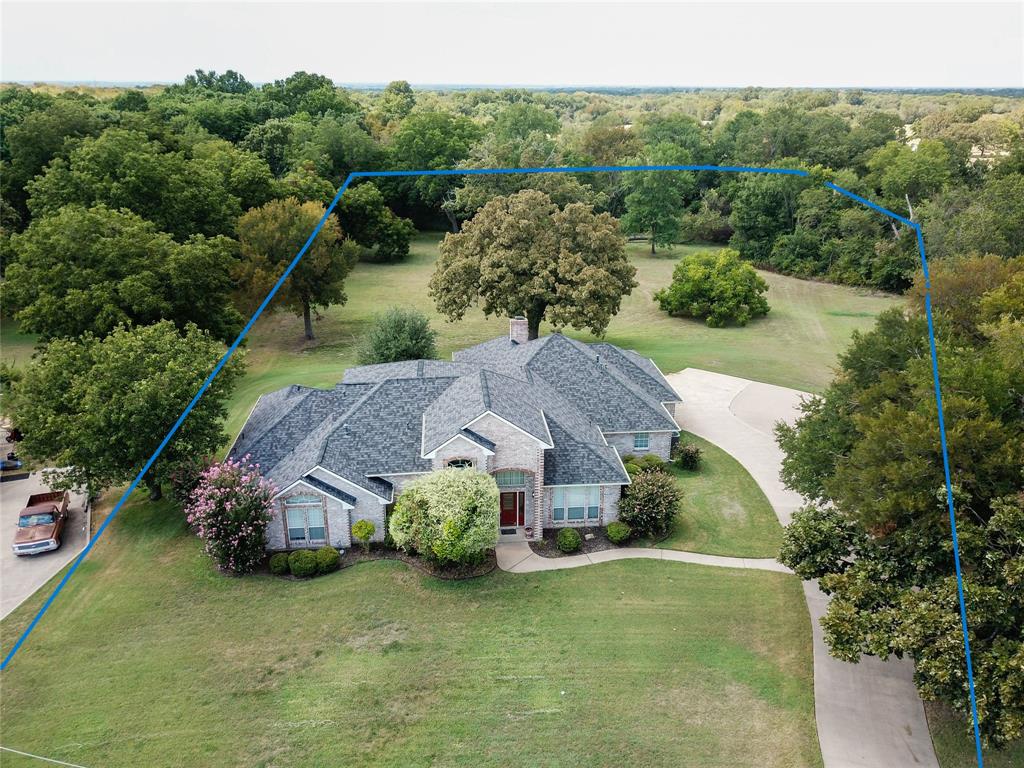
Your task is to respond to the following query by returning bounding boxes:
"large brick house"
[230,318,681,551]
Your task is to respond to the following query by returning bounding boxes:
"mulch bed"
[529,527,620,558]
[265,546,496,581]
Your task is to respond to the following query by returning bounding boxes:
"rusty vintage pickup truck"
[12,491,70,556]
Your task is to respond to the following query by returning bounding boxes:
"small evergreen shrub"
[269,552,290,575]
[314,546,341,574]
[557,527,582,553]
[674,443,703,471]
[606,521,631,545]
[352,519,375,553]
[624,461,643,477]
[288,549,318,578]
[358,307,438,364]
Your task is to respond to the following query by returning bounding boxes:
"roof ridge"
[479,369,491,409]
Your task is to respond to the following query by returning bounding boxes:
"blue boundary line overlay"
[0,164,985,768]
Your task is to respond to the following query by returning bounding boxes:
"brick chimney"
[509,316,529,344]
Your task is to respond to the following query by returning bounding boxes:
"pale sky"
[2,1,1022,89]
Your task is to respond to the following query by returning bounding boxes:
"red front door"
[500,492,525,527]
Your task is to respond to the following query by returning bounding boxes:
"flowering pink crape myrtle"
[184,455,277,574]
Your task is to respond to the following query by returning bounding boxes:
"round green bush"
[638,454,667,472]
[556,527,582,553]
[606,521,631,545]
[673,443,703,471]
[268,552,290,575]
[351,518,375,552]
[314,546,341,574]
[288,549,318,578]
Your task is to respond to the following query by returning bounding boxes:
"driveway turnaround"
[665,368,939,768]
[1,471,89,619]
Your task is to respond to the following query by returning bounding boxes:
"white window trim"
[551,485,601,523]
[633,432,651,451]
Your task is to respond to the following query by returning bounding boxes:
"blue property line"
[0,162,985,768]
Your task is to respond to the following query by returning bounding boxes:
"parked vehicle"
[13,491,70,556]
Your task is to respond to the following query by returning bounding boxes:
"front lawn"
[658,432,783,558]
[0,497,821,768]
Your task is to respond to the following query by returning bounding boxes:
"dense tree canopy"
[4,204,243,341]
[431,189,636,339]
[776,272,1024,746]
[9,321,244,499]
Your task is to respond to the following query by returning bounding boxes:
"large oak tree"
[430,189,636,340]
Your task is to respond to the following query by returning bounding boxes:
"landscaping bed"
[528,527,619,557]
[266,545,496,581]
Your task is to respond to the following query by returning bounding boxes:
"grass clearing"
[659,432,783,558]
[0,497,821,768]
[925,703,1024,768]
[223,234,897,437]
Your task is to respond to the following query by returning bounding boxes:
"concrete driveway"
[1,471,89,619]
[666,368,938,768]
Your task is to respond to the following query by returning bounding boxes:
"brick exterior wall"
[269,483,353,550]
[604,431,673,461]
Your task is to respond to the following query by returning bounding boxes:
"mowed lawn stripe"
[0,499,819,768]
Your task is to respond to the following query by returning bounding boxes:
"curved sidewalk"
[666,368,938,768]
[496,540,792,574]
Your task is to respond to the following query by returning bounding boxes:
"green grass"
[0,498,821,768]
[0,232,897,438]
[926,703,1024,768]
[0,315,38,367]
[658,432,783,558]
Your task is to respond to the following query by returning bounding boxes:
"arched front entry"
[492,469,535,534]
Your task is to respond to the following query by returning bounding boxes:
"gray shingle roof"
[232,332,676,495]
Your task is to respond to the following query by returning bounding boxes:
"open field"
[0,498,820,768]
[223,233,898,438]
[659,432,783,558]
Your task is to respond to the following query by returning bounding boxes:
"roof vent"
[509,316,529,345]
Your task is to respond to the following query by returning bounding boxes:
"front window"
[19,513,55,527]
[633,433,650,451]
[494,470,526,486]
[552,486,600,522]
[446,458,474,470]
[285,495,326,545]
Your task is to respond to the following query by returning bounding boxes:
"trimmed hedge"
[288,549,318,578]
[315,546,341,574]
[557,527,582,553]
[269,552,290,575]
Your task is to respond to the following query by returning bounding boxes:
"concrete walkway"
[496,540,792,574]
[666,368,938,768]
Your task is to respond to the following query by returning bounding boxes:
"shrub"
[169,455,214,505]
[624,461,643,477]
[357,307,438,365]
[389,469,499,566]
[314,546,341,574]
[269,552,290,575]
[556,527,582,553]
[288,549,318,578]
[351,518,375,553]
[673,443,703,471]
[619,470,682,538]
[184,456,276,574]
[638,454,667,472]
[606,521,631,545]
[654,248,770,327]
